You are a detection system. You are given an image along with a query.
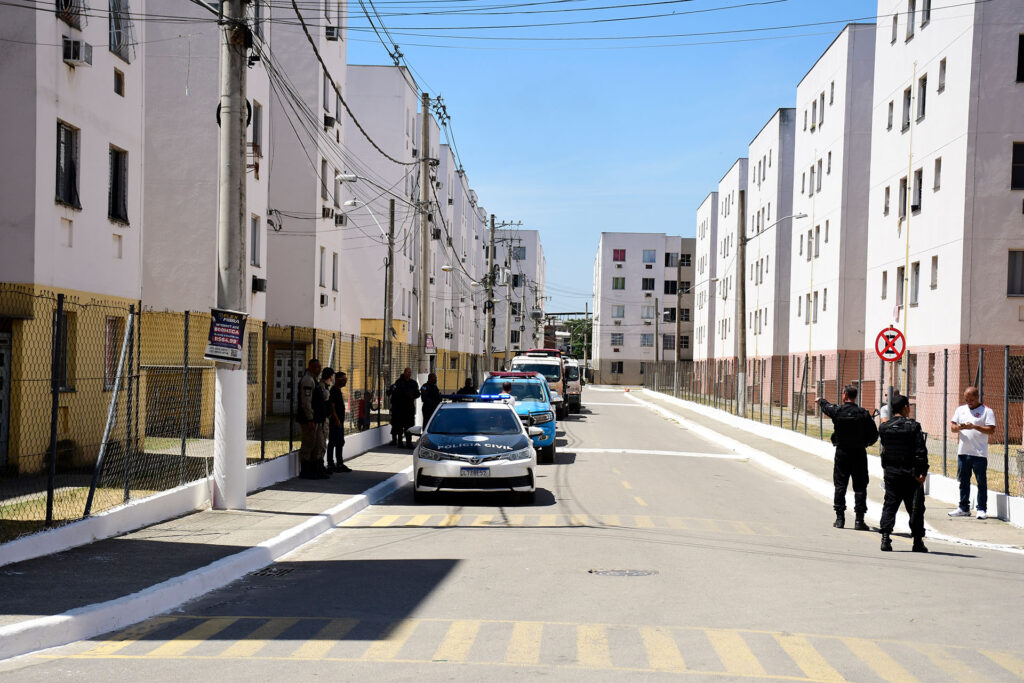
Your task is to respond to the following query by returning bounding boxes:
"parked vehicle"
[480,371,559,463]
[563,358,583,413]
[509,354,567,418]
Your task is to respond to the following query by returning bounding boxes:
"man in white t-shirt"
[948,387,996,519]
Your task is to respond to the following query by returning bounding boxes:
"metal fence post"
[259,321,267,459]
[978,347,984,400]
[857,351,863,408]
[1004,345,1010,494]
[45,293,64,527]
[802,354,809,435]
[942,348,948,477]
[123,305,135,503]
[288,326,295,454]
[179,311,190,482]
[363,337,369,432]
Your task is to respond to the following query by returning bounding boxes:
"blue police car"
[479,371,558,464]
[408,395,542,503]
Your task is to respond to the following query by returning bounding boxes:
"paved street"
[4,388,1024,681]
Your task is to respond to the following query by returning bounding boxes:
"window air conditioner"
[319,293,329,307]
[615,264,623,269]
[645,264,653,269]
[323,114,336,128]
[444,332,453,339]
[514,315,522,322]
[62,37,93,67]
[448,198,453,205]
[431,228,442,240]
[644,292,652,298]
[325,25,340,40]
[322,206,334,219]
[613,320,622,326]
[613,348,620,352]
[334,213,346,226]
[644,321,652,326]
[251,276,267,293]
[429,276,435,284]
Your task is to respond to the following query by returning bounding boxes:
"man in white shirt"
[948,387,996,519]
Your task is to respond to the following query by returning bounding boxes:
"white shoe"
[948,508,971,517]
[977,510,987,520]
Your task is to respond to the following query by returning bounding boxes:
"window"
[1009,251,1024,296]
[331,252,338,291]
[819,92,825,125]
[1018,35,1024,82]
[681,335,690,349]
[907,353,918,396]
[811,100,817,129]
[109,0,133,62]
[830,81,835,104]
[896,265,905,303]
[939,58,947,91]
[825,220,829,243]
[252,0,263,38]
[1012,143,1024,190]
[912,168,923,212]
[882,271,888,300]
[663,335,675,351]
[827,151,832,174]
[680,254,691,267]
[510,330,520,345]
[610,305,625,319]
[250,215,261,266]
[930,255,938,289]
[251,101,262,156]
[610,361,623,374]
[611,277,625,290]
[806,230,812,262]
[813,291,819,323]
[899,176,908,218]
[664,280,677,295]
[641,305,656,319]
[56,121,80,208]
[891,14,898,43]
[887,101,894,130]
[922,0,931,25]
[805,294,811,325]
[511,246,526,260]
[816,159,823,191]
[641,278,655,291]
[799,233,803,255]
[103,317,124,390]
[511,302,521,316]
[108,146,128,223]
[611,333,624,347]
[57,0,83,27]
[511,274,522,288]
[642,249,657,263]
[934,157,942,189]
[884,186,891,215]
[247,332,259,385]
[681,281,691,293]
[809,166,815,196]
[902,88,912,131]
[323,71,331,110]
[803,109,807,130]
[612,248,626,262]
[910,261,920,305]
[823,288,828,311]
[917,75,927,120]
[906,0,916,40]
[320,158,329,200]
[664,252,679,267]
[1010,356,1024,400]
[681,308,691,322]
[801,172,806,194]
[640,334,654,347]
[663,307,676,323]
[114,69,125,96]
[814,225,820,258]
[319,246,326,287]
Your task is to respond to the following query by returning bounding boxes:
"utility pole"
[583,302,588,373]
[418,91,431,376]
[484,214,495,371]
[213,0,248,510]
[383,198,395,383]
[503,248,513,367]
[736,189,748,418]
[521,276,528,348]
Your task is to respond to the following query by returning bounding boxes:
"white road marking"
[585,402,644,407]
[573,448,746,460]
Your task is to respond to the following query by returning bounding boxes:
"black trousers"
[879,472,926,537]
[833,448,869,513]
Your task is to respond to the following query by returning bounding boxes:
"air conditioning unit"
[409,265,415,273]
[444,332,453,339]
[613,320,622,326]
[615,264,623,269]
[431,228,442,240]
[613,348,620,352]
[514,315,522,322]
[325,25,340,40]
[322,206,334,219]
[911,204,920,212]
[62,37,93,67]
[251,276,267,293]
[644,321,652,326]
[319,293,329,307]
[446,236,453,246]
[645,264,653,270]
[448,197,453,205]
[324,114,336,128]
[644,292,652,298]
[429,276,435,284]
[334,213,346,226]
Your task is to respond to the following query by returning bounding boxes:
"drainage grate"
[588,569,658,577]
[250,566,295,578]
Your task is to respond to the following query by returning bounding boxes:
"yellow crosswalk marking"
[843,637,917,682]
[79,617,179,657]
[440,514,462,527]
[538,514,558,526]
[405,514,432,526]
[507,514,526,525]
[640,626,686,672]
[775,635,845,682]
[371,515,400,527]
[621,480,633,490]
[980,649,1024,678]
[360,619,420,660]
[634,497,648,507]
[569,514,589,526]
[602,515,622,526]
[707,630,766,676]
[577,624,612,669]
[505,622,543,665]
[290,618,357,659]
[146,617,238,658]
[219,618,298,658]
[470,514,494,527]
[635,515,655,528]
[432,620,481,662]
[612,468,622,475]
[913,644,985,682]
[666,517,689,530]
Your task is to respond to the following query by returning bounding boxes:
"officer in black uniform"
[877,394,930,553]
[818,385,878,531]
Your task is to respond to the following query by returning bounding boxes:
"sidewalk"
[0,446,413,661]
[632,389,1024,551]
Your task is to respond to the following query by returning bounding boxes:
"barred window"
[109,0,134,62]
[108,146,129,223]
[56,122,81,208]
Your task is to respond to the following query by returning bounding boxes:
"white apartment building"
[492,230,546,363]
[745,108,796,398]
[592,232,694,385]
[864,0,1024,421]
[789,23,876,397]
[710,160,748,388]
[694,192,719,374]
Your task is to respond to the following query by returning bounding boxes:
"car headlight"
[502,448,532,462]
[418,447,447,461]
[532,411,554,424]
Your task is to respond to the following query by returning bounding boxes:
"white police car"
[407,395,543,503]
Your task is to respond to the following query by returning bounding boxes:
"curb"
[625,392,1024,556]
[0,466,413,662]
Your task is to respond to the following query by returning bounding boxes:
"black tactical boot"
[833,511,845,529]
[912,537,928,553]
[854,514,870,531]
[880,533,892,552]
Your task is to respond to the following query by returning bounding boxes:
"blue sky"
[347,0,878,312]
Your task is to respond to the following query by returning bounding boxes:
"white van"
[563,358,582,413]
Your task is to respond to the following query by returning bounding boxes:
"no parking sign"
[874,326,906,363]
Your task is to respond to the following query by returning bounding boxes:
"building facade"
[491,230,546,366]
[709,159,748,395]
[693,192,719,390]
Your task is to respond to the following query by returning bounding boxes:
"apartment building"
[491,230,547,365]
[693,193,719,390]
[745,109,796,400]
[864,0,1024,425]
[592,233,694,385]
[788,23,876,403]
[0,0,145,472]
[709,159,748,393]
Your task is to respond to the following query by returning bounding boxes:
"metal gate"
[0,332,9,466]
[272,349,305,415]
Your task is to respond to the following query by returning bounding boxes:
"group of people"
[386,369,478,447]
[821,385,995,553]
[297,358,353,480]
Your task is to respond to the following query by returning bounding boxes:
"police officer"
[878,394,930,553]
[818,385,878,531]
[312,367,334,478]
[420,372,442,427]
[297,358,322,479]
[388,367,419,448]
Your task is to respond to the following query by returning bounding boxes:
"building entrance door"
[272,349,305,415]
[0,332,10,467]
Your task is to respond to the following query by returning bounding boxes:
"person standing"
[311,367,334,479]
[878,394,930,552]
[420,373,442,427]
[389,367,419,448]
[298,358,322,479]
[456,377,477,395]
[819,386,878,530]
[948,386,996,519]
[327,371,351,473]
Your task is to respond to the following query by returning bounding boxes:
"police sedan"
[407,396,543,503]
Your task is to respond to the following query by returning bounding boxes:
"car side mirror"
[527,426,544,437]
[407,425,423,436]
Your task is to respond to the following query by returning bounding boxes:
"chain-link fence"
[645,347,1024,499]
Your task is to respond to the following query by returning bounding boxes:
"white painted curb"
[0,466,412,662]
[626,392,1024,557]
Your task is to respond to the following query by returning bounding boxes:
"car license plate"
[460,467,489,478]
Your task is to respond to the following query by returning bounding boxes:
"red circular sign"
[875,326,906,362]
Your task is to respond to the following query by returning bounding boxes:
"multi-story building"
[745,108,796,403]
[592,232,693,385]
[789,23,876,405]
[0,0,145,472]
[693,192,719,390]
[864,0,1024,434]
[492,230,546,365]
[709,159,748,394]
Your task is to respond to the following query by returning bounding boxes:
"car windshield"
[429,408,522,435]
[512,363,560,382]
[565,367,580,381]
[481,381,545,402]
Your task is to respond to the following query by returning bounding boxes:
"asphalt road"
[5,387,1024,681]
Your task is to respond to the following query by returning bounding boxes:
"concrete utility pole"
[521,277,528,348]
[736,189,748,418]
[383,198,395,382]
[503,249,513,367]
[418,92,431,375]
[484,214,495,371]
[213,0,248,510]
[583,302,589,373]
